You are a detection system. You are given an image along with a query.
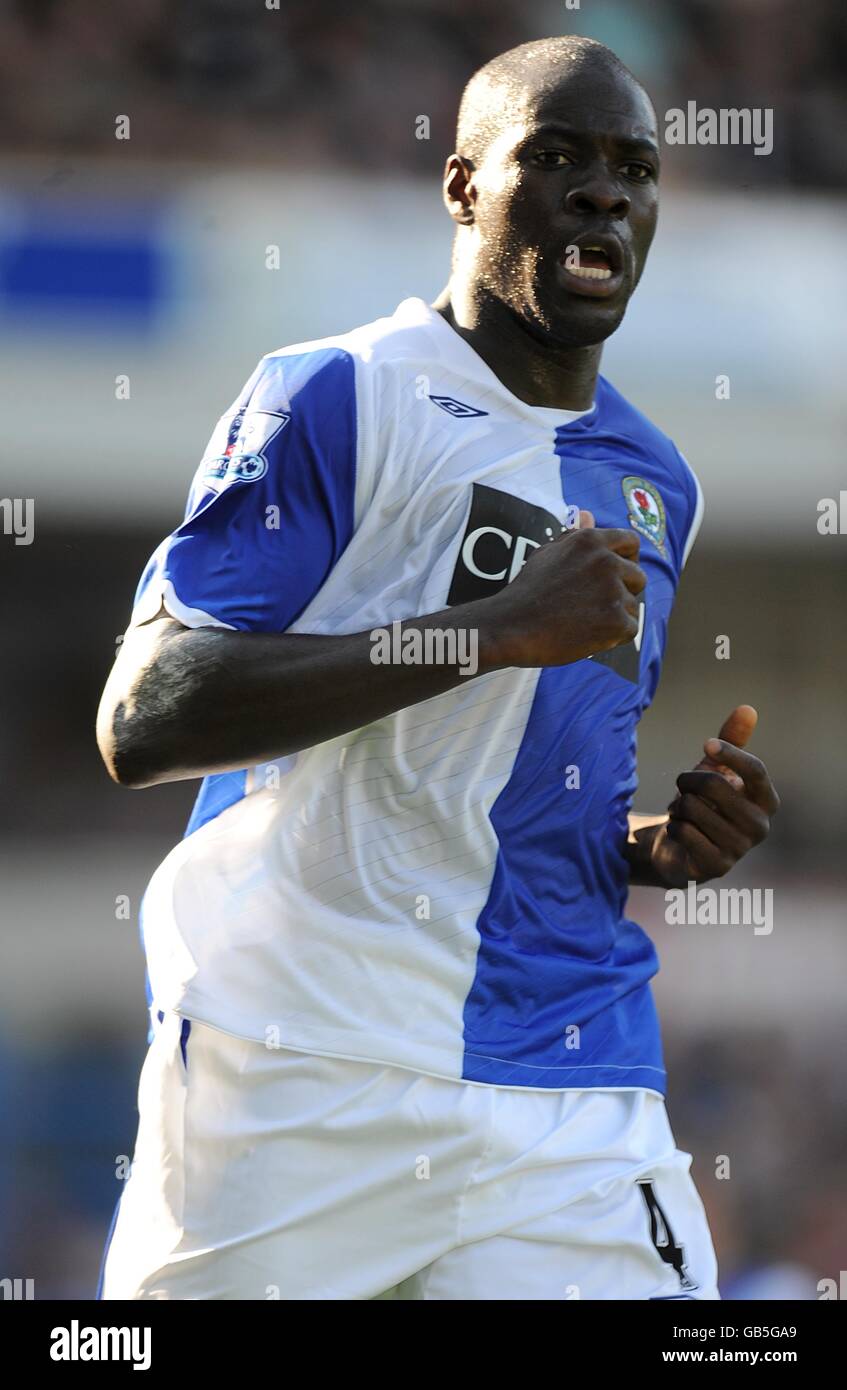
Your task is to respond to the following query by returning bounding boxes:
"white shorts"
[100,1012,719,1301]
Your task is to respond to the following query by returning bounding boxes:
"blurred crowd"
[666,1030,847,1300]
[1,0,845,187]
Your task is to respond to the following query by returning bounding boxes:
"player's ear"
[442,155,476,225]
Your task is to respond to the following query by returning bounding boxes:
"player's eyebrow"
[524,121,661,163]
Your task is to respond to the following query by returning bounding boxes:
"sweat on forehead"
[455,35,643,164]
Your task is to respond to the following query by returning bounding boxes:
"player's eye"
[621,162,655,182]
[530,149,575,168]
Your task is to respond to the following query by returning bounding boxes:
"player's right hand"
[484,509,647,668]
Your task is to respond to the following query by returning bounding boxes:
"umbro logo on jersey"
[429,395,489,418]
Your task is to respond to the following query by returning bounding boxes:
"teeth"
[568,265,612,280]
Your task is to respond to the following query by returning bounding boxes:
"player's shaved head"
[456,35,646,168]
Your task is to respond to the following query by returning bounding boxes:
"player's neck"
[433,285,601,412]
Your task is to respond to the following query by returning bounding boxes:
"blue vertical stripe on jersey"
[460,405,672,1090]
[459,659,665,1090]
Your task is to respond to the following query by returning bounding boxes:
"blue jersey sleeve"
[132,347,358,631]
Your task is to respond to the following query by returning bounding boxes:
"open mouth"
[567,246,614,281]
[557,236,626,299]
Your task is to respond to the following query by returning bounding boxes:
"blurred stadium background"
[1,0,845,1299]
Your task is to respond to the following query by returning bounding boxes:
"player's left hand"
[649,705,780,888]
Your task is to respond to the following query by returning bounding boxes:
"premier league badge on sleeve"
[622,476,668,558]
[204,410,291,486]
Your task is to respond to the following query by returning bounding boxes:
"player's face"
[462,67,660,348]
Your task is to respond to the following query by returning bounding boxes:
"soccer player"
[96,36,778,1300]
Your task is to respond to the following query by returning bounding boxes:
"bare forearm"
[98,599,506,788]
[99,518,648,790]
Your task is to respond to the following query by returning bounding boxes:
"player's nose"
[565,177,630,220]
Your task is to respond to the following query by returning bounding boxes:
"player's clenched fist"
[483,509,647,668]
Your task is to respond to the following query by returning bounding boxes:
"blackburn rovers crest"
[622,476,668,558]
